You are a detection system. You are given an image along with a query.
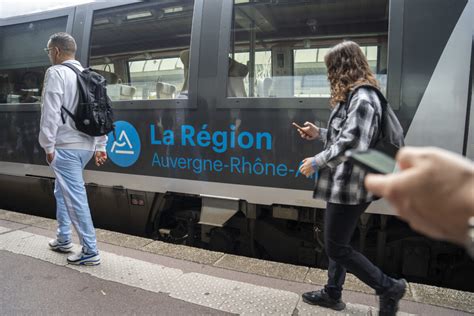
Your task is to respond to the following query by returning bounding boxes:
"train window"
[93,63,115,73]
[128,57,184,99]
[89,0,194,101]
[229,51,271,97]
[0,17,67,104]
[229,0,388,99]
[293,46,379,97]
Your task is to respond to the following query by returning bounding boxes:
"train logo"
[106,121,141,167]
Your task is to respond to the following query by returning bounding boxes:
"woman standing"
[297,41,406,316]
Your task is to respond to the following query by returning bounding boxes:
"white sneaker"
[48,239,73,253]
[67,251,101,266]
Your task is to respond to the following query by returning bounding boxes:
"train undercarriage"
[1,173,472,292]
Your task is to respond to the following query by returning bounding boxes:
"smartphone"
[292,122,304,130]
[292,122,309,136]
[345,149,397,174]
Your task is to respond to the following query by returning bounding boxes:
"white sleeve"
[95,135,108,152]
[38,68,64,154]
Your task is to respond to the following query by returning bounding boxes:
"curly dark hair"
[325,41,379,107]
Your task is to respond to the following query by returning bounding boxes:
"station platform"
[0,209,472,315]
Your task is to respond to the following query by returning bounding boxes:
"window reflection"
[0,17,67,104]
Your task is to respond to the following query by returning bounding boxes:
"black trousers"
[324,202,394,299]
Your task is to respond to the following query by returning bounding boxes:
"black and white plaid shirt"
[311,87,382,205]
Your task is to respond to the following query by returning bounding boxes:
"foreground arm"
[39,68,63,161]
[365,147,474,245]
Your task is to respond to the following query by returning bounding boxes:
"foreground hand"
[365,147,474,245]
[299,157,315,177]
[95,151,107,166]
[46,152,55,164]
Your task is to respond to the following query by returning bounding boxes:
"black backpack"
[347,84,405,157]
[60,63,114,137]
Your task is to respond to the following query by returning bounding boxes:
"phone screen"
[346,150,396,174]
[292,122,304,130]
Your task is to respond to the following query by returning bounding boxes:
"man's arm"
[95,135,108,152]
[38,68,64,154]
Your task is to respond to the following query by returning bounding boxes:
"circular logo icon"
[107,121,141,167]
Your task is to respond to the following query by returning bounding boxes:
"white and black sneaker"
[67,251,101,266]
[48,239,73,253]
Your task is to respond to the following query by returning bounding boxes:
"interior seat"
[156,82,177,99]
[227,58,248,97]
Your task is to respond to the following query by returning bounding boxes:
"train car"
[0,0,473,289]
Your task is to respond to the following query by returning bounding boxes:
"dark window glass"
[0,17,67,104]
[229,0,388,98]
[89,0,194,101]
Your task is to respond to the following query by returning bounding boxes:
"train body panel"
[0,0,472,208]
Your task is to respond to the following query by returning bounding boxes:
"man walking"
[39,32,107,265]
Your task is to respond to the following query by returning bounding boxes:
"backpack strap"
[60,105,76,124]
[60,62,82,76]
[326,85,385,140]
[59,63,82,124]
[346,84,387,106]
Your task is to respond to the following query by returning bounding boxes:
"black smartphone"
[345,149,397,174]
[292,122,310,136]
[292,122,303,129]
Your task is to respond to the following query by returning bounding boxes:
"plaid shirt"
[311,88,382,205]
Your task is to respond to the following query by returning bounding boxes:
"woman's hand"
[299,157,316,177]
[294,121,320,140]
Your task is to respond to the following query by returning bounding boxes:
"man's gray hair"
[49,32,77,55]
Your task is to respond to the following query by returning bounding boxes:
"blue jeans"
[324,202,394,299]
[50,149,97,254]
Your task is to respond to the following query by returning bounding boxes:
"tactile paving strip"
[296,299,372,316]
[68,252,183,293]
[219,281,300,315]
[295,298,416,316]
[0,230,70,265]
[170,273,232,309]
[0,229,35,248]
[170,272,300,315]
[0,226,12,234]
